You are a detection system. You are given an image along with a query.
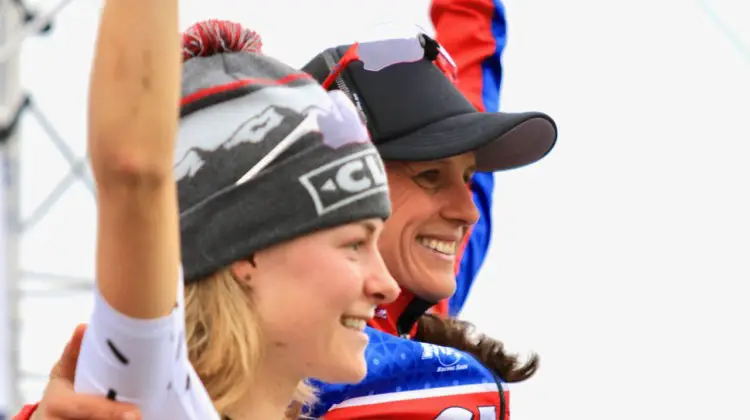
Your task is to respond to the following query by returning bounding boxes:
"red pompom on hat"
[181,19,263,62]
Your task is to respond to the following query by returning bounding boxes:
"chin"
[315,354,368,384]
[413,271,457,302]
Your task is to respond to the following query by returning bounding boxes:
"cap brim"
[375,111,557,172]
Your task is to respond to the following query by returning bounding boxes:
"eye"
[463,171,475,184]
[413,169,441,188]
[347,239,366,252]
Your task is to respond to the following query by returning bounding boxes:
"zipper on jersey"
[491,372,507,420]
[466,352,507,420]
[396,296,433,338]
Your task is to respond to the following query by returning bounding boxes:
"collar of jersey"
[367,289,436,338]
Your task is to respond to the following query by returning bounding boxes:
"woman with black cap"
[39,1,399,419]
[300,20,558,420]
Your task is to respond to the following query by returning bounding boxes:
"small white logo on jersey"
[299,149,387,215]
[420,343,467,372]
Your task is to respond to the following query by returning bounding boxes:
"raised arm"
[89,0,181,318]
[71,1,201,416]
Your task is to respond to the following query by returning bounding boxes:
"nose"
[442,180,480,226]
[364,249,401,305]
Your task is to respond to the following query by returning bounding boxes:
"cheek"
[387,176,417,210]
[379,213,404,269]
[383,192,435,246]
[379,202,423,280]
[252,262,320,339]
[259,255,358,339]
[314,256,364,307]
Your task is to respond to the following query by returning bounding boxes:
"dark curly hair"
[416,313,539,382]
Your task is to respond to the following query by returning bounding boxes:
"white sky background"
[7,0,750,418]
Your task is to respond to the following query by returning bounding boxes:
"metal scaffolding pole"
[1,0,80,413]
[0,0,24,414]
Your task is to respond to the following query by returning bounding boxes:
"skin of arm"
[88,0,182,319]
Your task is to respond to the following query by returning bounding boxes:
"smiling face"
[232,218,400,384]
[378,152,480,302]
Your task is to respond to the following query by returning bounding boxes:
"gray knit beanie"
[176,21,390,283]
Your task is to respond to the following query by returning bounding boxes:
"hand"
[30,324,142,420]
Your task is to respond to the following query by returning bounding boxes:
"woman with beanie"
[61,1,399,419]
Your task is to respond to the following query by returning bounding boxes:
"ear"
[230,255,257,287]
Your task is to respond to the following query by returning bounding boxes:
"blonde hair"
[184,267,316,419]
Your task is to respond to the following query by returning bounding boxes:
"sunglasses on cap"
[321,24,458,90]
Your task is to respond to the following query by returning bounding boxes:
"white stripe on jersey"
[330,382,506,410]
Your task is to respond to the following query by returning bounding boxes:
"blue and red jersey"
[310,327,508,419]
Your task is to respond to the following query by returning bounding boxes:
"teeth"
[418,237,457,255]
[341,317,367,331]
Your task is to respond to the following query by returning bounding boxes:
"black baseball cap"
[302,44,557,172]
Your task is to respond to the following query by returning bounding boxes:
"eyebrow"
[358,220,378,235]
[407,160,477,173]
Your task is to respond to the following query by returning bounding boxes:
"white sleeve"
[74,270,220,420]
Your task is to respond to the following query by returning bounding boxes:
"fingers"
[58,324,88,380]
[44,393,141,420]
[48,342,70,380]
[37,324,139,420]
[69,324,88,360]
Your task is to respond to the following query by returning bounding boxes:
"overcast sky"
[3,0,749,418]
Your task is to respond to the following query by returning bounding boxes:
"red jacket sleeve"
[13,403,39,420]
[431,0,504,112]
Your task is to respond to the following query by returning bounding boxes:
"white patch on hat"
[174,84,332,181]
